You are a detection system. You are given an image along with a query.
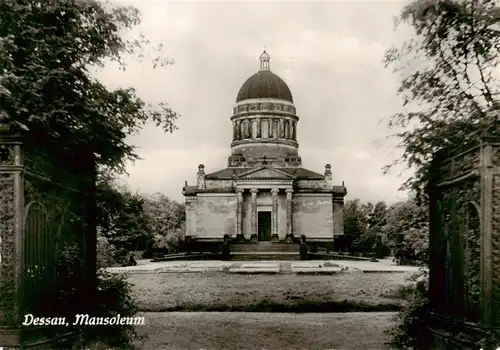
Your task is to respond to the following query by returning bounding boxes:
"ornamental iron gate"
[0,129,96,348]
[427,135,500,348]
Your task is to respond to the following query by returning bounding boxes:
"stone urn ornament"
[299,234,308,260]
[221,234,231,261]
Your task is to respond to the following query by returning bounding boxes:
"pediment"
[237,167,295,179]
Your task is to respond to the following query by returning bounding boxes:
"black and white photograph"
[0,0,500,349]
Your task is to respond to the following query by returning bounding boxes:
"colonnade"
[233,118,297,141]
[236,188,293,239]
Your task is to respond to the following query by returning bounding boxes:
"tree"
[0,2,179,347]
[351,201,390,257]
[383,0,500,196]
[368,201,388,231]
[381,198,429,264]
[0,0,178,173]
[143,193,185,234]
[95,177,152,252]
[143,193,185,254]
[342,199,368,251]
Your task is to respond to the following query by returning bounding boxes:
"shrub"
[385,270,431,350]
[78,269,143,349]
[152,225,185,253]
[51,243,142,349]
[97,235,118,268]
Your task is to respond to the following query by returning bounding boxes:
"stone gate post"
[0,130,25,347]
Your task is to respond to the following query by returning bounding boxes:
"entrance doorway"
[258,211,272,241]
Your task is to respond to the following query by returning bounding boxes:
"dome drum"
[231,117,297,143]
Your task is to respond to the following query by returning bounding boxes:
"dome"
[236,50,293,103]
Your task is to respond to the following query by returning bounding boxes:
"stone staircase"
[230,242,300,260]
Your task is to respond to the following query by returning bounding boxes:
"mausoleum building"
[182,51,347,249]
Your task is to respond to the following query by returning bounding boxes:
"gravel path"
[109,259,421,274]
[135,311,397,350]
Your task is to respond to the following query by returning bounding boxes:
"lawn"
[127,271,412,312]
[132,311,397,350]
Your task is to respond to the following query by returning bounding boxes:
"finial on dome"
[259,49,270,71]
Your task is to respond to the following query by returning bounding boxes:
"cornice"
[231,139,298,148]
[231,112,299,121]
[232,100,297,117]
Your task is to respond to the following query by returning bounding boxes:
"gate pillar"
[0,129,25,347]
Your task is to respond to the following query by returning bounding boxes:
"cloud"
[95,1,411,204]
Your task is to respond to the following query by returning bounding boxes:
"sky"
[94,0,415,204]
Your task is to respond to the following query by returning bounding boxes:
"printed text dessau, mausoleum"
[182,51,347,250]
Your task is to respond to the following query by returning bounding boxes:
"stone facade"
[182,51,347,247]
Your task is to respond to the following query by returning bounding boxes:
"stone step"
[229,252,300,261]
[229,267,280,274]
[230,243,299,253]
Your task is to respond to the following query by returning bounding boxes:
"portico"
[234,186,293,242]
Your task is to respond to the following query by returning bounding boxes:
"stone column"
[273,119,279,138]
[266,118,271,139]
[250,189,258,242]
[236,188,244,240]
[256,119,262,138]
[236,120,241,140]
[292,121,297,140]
[243,119,250,139]
[184,197,198,237]
[332,197,345,253]
[480,143,493,326]
[271,188,279,241]
[249,119,254,138]
[240,120,245,139]
[0,132,25,345]
[286,189,293,239]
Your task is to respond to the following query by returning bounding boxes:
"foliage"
[342,197,428,262]
[343,199,369,250]
[385,270,431,350]
[152,223,185,253]
[381,198,429,265]
[97,234,115,268]
[383,0,500,195]
[0,0,177,173]
[79,269,142,349]
[52,243,141,349]
[143,192,185,253]
[48,243,85,318]
[95,178,186,260]
[96,233,133,268]
[387,268,500,349]
[1,1,178,347]
[354,201,390,257]
[143,193,185,235]
[343,199,390,257]
[96,176,152,252]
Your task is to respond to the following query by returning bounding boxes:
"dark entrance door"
[258,211,272,241]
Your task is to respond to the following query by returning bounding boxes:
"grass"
[78,271,415,349]
[127,271,412,312]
